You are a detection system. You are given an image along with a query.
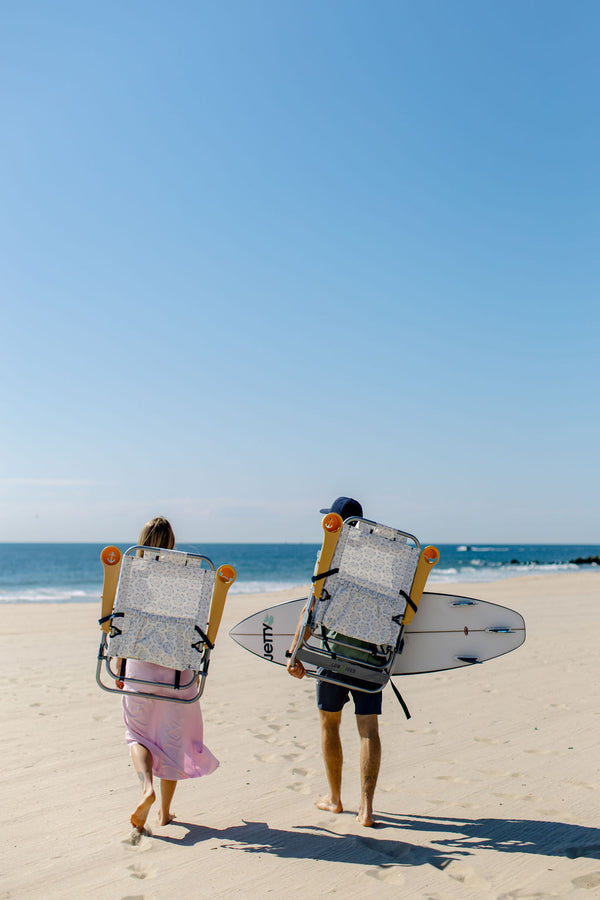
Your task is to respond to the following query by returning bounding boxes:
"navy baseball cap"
[319,497,363,521]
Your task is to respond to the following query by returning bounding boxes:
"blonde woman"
[120,516,219,832]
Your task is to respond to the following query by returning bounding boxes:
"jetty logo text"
[262,614,274,660]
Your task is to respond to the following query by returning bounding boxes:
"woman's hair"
[138,516,175,550]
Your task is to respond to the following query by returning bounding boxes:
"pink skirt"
[122,660,219,781]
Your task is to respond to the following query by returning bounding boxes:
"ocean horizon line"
[0,542,598,605]
[0,540,598,548]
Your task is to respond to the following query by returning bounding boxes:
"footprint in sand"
[127,863,158,880]
[376,783,394,794]
[253,752,278,763]
[287,782,310,793]
[122,830,153,850]
[250,732,277,743]
[572,871,600,889]
[363,865,405,885]
[442,859,491,891]
[314,817,340,828]
[498,891,560,898]
[257,717,283,732]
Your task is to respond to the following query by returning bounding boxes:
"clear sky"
[1,0,598,544]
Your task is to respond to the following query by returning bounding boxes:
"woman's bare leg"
[129,742,156,830]
[158,779,177,825]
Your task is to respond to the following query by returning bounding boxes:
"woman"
[120,516,219,832]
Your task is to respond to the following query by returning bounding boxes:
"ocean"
[0,542,598,604]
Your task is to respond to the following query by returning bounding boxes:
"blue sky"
[1,0,598,543]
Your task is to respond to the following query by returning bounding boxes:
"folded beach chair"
[96,545,236,703]
[290,514,439,696]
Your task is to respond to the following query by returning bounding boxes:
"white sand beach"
[1,571,599,898]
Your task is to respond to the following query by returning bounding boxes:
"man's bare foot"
[157,811,176,826]
[315,795,343,814]
[130,788,156,830]
[357,804,376,827]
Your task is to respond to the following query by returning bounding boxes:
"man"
[287,496,382,827]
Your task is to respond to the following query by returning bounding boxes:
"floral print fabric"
[314,521,419,647]
[109,549,215,671]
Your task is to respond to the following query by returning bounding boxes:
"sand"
[1,571,599,899]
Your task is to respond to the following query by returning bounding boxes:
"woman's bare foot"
[130,788,156,830]
[157,811,176,826]
[315,795,343,814]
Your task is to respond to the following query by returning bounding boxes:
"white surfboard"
[229,593,525,676]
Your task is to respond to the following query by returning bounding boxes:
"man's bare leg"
[316,709,343,813]
[130,741,156,830]
[356,714,381,827]
[158,779,177,825]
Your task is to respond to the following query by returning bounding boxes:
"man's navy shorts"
[316,672,382,716]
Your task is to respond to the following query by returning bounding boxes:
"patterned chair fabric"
[313,521,420,647]
[108,549,215,671]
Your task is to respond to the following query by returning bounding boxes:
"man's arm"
[286,602,312,678]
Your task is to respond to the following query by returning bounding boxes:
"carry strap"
[320,626,334,655]
[400,589,418,617]
[191,625,214,652]
[109,612,124,638]
[389,680,411,719]
[312,567,339,583]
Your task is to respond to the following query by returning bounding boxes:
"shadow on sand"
[151,813,600,869]
[377,813,600,861]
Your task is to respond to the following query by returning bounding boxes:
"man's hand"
[287,657,306,679]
